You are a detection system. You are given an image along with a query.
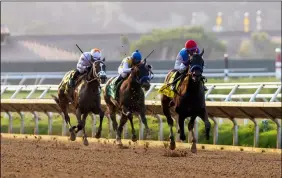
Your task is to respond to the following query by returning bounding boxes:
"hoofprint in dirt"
[1,137,281,178]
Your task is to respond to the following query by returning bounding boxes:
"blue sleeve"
[178,48,189,65]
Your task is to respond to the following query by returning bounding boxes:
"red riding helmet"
[185,40,198,52]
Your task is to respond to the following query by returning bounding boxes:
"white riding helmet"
[90,48,102,60]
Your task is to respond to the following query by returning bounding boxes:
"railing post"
[250,118,259,147]
[46,112,53,135]
[155,114,164,141]
[211,117,218,145]
[230,118,238,146]
[91,114,97,138]
[138,116,144,140]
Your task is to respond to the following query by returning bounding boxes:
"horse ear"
[143,58,147,64]
[200,48,204,57]
[147,64,153,70]
[102,57,106,62]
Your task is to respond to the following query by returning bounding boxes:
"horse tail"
[51,94,60,105]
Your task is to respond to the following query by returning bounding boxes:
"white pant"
[77,62,88,73]
[118,67,129,78]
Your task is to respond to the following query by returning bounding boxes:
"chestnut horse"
[104,58,154,145]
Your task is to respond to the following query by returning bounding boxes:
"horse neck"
[186,77,201,94]
[125,74,142,91]
[85,68,100,89]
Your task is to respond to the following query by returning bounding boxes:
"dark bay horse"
[52,60,107,146]
[160,49,211,153]
[104,59,154,145]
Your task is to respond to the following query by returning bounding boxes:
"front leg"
[178,114,186,142]
[139,107,151,140]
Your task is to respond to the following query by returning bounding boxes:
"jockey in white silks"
[68,48,103,88]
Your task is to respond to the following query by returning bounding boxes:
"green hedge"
[130,26,227,59]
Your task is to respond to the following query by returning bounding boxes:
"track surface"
[1,137,281,178]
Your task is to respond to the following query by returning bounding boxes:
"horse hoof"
[116,139,123,146]
[180,135,186,141]
[70,131,76,141]
[170,141,176,150]
[132,135,138,142]
[95,132,101,139]
[83,138,89,146]
[191,142,197,153]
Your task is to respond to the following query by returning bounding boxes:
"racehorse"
[160,49,210,153]
[104,58,154,145]
[52,59,107,146]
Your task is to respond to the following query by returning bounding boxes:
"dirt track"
[1,137,281,178]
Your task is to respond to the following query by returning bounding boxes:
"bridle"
[133,63,154,85]
[85,60,106,84]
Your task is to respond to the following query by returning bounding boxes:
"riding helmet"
[131,50,142,63]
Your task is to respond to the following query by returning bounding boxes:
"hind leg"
[57,91,76,139]
[116,114,128,145]
[95,108,104,139]
[139,111,151,140]
[81,113,89,146]
[189,116,197,153]
[161,94,175,150]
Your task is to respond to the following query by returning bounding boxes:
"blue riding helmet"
[131,50,142,64]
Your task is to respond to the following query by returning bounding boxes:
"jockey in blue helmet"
[171,40,207,92]
[113,50,142,86]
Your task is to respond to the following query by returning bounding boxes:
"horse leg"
[56,93,76,141]
[128,114,137,142]
[116,113,128,145]
[95,108,104,139]
[81,113,89,146]
[189,116,197,153]
[139,111,151,140]
[109,107,118,132]
[199,109,211,140]
[161,95,175,150]
[75,108,83,133]
[178,114,186,142]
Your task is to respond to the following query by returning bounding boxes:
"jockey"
[113,50,142,88]
[69,48,102,88]
[171,40,207,92]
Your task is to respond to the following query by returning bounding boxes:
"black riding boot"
[171,71,181,93]
[114,75,123,86]
[69,70,80,88]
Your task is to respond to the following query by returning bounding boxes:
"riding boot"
[69,70,80,88]
[171,71,181,93]
[66,70,80,102]
[113,75,124,99]
[203,84,208,91]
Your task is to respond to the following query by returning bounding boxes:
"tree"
[130,26,227,60]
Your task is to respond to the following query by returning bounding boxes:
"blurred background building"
[1,2,281,75]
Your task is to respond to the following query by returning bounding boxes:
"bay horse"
[104,58,154,145]
[52,59,107,146]
[160,49,210,153]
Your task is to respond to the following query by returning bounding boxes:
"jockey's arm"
[174,55,188,73]
[121,60,132,73]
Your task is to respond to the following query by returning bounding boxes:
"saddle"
[158,70,188,98]
[60,70,88,102]
[106,76,125,107]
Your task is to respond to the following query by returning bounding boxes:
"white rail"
[1,71,277,85]
[1,82,281,102]
[1,82,281,126]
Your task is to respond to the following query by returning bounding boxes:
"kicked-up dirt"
[1,137,281,178]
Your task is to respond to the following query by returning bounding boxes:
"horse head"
[189,49,204,82]
[130,59,154,91]
[92,59,107,84]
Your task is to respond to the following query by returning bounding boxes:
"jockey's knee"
[120,73,127,78]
